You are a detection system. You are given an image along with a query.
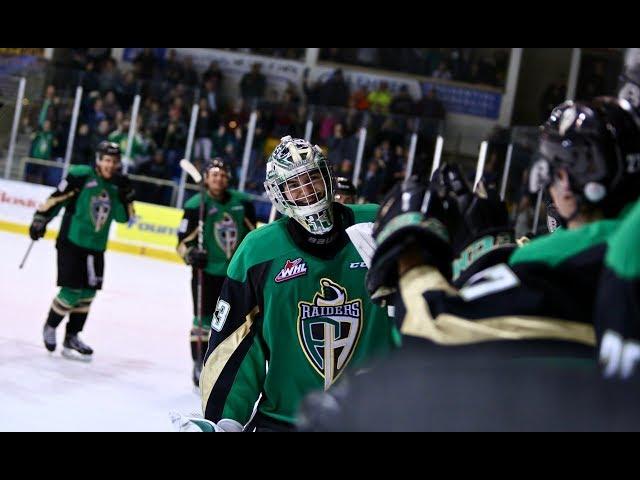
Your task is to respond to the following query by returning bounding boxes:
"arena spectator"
[99,58,120,93]
[368,82,393,115]
[360,158,385,203]
[81,61,101,94]
[327,123,357,169]
[135,148,173,205]
[115,71,138,111]
[202,61,223,90]
[390,85,415,115]
[240,63,267,104]
[86,98,106,131]
[335,158,354,179]
[91,119,111,153]
[182,56,200,89]
[162,119,187,171]
[194,98,214,162]
[27,119,56,183]
[38,85,59,128]
[415,88,446,120]
[72,123,93,166]
[30,119,56,161]
[102,90,120,122]
[350,87,371,111]
[109,117,146,166]
[134,48,157,81]
[164,49,184,86]
[319,69,350,107]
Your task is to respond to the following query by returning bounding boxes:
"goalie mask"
[264,136,335,235]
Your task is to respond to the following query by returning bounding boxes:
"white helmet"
[264,136,335,235]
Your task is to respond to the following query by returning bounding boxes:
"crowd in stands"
[19,48,456,212]
[320,48,511,88]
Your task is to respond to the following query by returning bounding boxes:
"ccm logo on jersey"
[349,262,367,269]
[275,258,308,283]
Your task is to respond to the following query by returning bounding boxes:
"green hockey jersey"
[201,203,400,427]
[36,165,133,252]
[594,199,640,377]
[177,190,256,277]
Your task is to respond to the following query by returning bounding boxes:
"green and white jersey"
[594,199,640,371]
[177,190,256,277]
[36,165,132,252]
[201,203,400,427]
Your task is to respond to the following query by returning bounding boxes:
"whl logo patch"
[275,258,308,283]
[297,279,363,390]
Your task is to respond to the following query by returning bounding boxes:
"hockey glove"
[29,213,48,241]
[436,164,516,285]
[186,247,208,269]
[366,177,454,302]
[112,173,135,205]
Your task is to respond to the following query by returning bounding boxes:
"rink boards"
[0,178,184,264]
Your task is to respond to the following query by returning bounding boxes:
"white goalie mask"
[264,136,335,235]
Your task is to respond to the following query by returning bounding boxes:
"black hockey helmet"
[96,141,121,163]
[335,177,356,196]
[203,157,231,178]
[334,176,357,204]
[535,96,640,217]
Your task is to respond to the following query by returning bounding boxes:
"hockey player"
[298,97,640,430]
[29,141,135,361]
[176,158,256,387]
[334,176,357,205]
[595,48,640,380]
[197,136,399,432]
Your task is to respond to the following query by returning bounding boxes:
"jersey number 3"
[212,300,230,332]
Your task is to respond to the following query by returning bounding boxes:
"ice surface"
[0,230,201,431]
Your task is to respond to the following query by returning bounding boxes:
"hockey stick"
[180,159,205,369]
[19,240,35,269]
[473,141,489,193]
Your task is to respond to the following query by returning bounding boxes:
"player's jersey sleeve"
[594,200,640,377]
[35,168,89,222]
[176,204,200,262]
[112,193,132,224]
[395,263,596,348]
[391,222,623,349]
[200,237,272,425]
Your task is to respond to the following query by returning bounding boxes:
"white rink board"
[0,178,61,230]
[0,230,200,431]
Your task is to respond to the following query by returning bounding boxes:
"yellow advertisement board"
[114,201,183,249]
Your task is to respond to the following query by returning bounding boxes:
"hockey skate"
[61,334,93,362]
[43,324,57,352]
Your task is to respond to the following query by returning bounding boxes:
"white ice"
[0,230,202,431]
